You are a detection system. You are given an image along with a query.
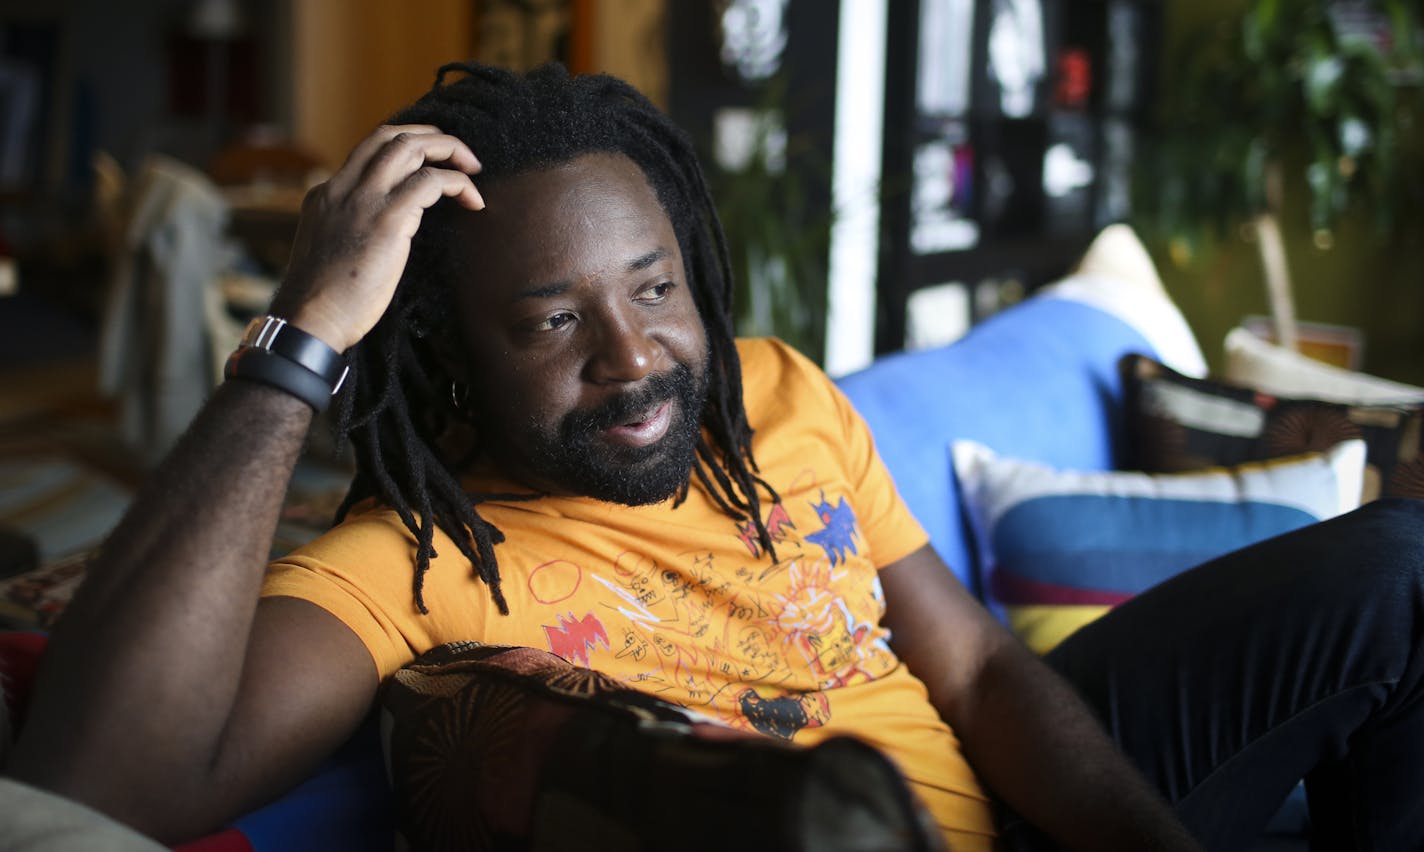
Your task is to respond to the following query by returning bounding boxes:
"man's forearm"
[9,380,313,807]
[958,641,1203,852]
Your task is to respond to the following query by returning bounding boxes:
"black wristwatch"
[224,315,350,412]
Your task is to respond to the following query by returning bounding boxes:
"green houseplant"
[1139,0,1423,351]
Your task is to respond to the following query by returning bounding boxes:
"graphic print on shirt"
[736,687,831,739]
[537,478,895,741]
[736,502,797,558]
[767,558,880,689]
[527,559,583,605]
[805,491,861,566]
[542,611,610,666]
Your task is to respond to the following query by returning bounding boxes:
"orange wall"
[289,1,670,171]
[291,0,474,171]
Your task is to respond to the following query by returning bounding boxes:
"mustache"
[562,364,695,437]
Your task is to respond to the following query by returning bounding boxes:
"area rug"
[0,454,130,629]
[0,454,131,564]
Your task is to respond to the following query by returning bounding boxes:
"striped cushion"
[952,439,1366,654]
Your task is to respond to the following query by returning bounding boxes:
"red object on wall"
[1055,48,1092,109]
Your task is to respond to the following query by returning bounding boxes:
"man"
[9,63,1424,851]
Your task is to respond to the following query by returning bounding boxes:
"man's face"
[450,152,710,505]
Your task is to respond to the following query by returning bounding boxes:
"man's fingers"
[407,165,484,213]
[382,167,485,237]
[326,125,480,200]
[451,174,486,211]
[357,131,481,199]
[423,136,482,174]
[325,125,438,197]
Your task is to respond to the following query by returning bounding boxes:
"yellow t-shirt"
[264,337,995,850]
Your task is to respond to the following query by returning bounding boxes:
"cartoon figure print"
[734,687,831,740]
[806,490,860,567]
[770,558,881,689]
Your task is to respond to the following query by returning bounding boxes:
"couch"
[6,225,1344,849]
[838,225,1206,608]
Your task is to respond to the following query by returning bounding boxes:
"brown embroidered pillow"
[1120,354,1424,501]
[380,643,945,852]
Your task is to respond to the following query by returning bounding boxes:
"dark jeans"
[1003,499,1424,851]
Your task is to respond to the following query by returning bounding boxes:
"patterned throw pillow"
[380,643,945,852]
[1121,354,1424,502]
[953,439,1365,654]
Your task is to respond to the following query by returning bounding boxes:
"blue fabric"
[835,296,1157,597]
[992,494,1319,593]
[231,716,393,851]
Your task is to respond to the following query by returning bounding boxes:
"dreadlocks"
[331,62,780,616]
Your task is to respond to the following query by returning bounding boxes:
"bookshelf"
[876,0,1161,353]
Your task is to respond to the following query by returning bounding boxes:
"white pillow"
[1223,327,1424,404]
[1042,224,1208,379]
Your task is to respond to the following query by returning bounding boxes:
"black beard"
[514,360,708,506]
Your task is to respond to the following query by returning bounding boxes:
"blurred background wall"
[1,0,1419,391]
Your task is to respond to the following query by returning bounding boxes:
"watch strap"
[240,315,349,392]
[224,346,336,413]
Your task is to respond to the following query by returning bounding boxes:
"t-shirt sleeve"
[824,370,930,568]
[261,506,476,680]
[760,339,930,568]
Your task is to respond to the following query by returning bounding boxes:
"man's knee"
[1288,499,1424,639]
[1348,497,1424,538]
[1159,498,1424,648]
[1316,499,1424,576]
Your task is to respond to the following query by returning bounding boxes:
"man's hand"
[272,124,485,352]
